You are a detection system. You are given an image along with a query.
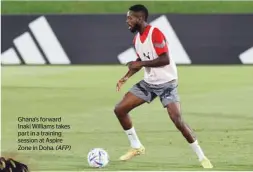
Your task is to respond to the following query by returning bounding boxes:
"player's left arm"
[141,28,170,67]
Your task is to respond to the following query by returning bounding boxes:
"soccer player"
[114,4,213,169]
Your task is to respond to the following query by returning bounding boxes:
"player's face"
[126,11,141,33]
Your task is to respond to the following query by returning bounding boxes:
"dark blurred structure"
[0,157,29,172]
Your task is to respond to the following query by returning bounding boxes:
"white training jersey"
[134,26,178,85]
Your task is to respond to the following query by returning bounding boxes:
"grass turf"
[2,1,253,14]
[1,66,253,171]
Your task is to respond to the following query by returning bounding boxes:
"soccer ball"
[87,148,109,168]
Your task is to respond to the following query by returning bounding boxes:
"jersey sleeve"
[152,28,168,56]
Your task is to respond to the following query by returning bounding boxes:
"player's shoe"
[119,146,145,161]
[200,156,213,168]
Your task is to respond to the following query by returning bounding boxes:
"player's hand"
[127,61,143,70]
[116,77,128,92]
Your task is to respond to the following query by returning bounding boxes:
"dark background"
[2,14,253,64]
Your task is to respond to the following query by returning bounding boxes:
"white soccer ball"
[87,148,109,168]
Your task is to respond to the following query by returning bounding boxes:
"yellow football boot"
[200,157,213,169]
[119,146,145,161]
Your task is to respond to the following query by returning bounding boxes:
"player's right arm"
[116,57,141,92]
[116,35,142,92]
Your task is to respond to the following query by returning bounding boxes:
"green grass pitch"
[2,66,253,171]
[2,1,253,171]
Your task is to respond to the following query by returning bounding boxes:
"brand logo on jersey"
[117,15,192,65]
[1,16,70,65]
[143,52,150,59]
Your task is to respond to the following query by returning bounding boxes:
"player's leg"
[166,102,213,168]
[114,91,145,150]
[158,81,213,168]
[166,102,196,143]
[114,80,156,161]
[114,92,145,131]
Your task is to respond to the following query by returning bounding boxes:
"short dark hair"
[129,4,149,21]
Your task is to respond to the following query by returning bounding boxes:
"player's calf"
[169,111,196,143]
[166,103,195,143]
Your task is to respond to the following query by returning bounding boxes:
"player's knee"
[114,105,127,116]
[114,105,120,115]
